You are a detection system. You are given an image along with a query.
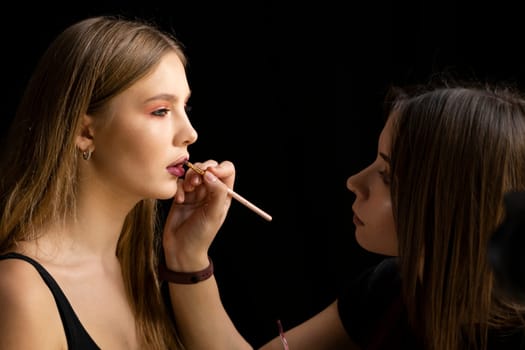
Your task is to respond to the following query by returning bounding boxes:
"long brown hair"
[0,16,187,349]
[388,83,525,349]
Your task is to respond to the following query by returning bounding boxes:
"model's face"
[346,116,397,256]
[90,52,197,201]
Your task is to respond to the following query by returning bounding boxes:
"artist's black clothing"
[337,257,525,349]
[0,252,100,349]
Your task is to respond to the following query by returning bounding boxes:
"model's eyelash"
[152,108,170,117]
[151,104,191,118]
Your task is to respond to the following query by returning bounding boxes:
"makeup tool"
[185,161,272,222]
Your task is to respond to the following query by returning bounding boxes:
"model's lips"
[167,164,185,177]
[167,156,189,177]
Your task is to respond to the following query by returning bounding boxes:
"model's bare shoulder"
[0,258,67,349]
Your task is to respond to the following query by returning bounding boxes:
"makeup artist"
[166,81,525,349]
[0,15,246,349]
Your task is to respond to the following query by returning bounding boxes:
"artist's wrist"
[162,244,209,271]
[158,256,214,284]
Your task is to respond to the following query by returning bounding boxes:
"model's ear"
[75,114,95,151]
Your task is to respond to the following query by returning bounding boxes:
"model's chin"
[156,192,177,200]
[149,183,179,200]
[158,188,179,200]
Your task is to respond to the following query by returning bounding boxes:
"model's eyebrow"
[144,94,176,103]
[144,91,192,104]
[379,152,391,163]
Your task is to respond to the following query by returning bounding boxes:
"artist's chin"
[355,231,397,257]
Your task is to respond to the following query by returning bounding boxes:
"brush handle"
[226,188,273,222]
[186,161,272,222]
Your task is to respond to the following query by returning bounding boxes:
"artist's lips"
[353,214,364,226]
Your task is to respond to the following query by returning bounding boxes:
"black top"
[0,252,100,349]
[337,257,525,350]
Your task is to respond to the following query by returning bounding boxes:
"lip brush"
[185,161,273,222]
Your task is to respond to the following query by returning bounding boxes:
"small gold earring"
[82,149,92,161]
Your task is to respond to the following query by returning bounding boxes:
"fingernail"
[192,176,201,185]
[205,172,217,182]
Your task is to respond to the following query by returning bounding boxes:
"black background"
[2,1,524,346]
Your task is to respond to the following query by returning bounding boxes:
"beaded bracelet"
[277,319,289,350]
[158,257,214,284]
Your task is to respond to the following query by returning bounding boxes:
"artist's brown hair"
[388,83,525,349]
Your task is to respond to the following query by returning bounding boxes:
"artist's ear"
[75,114,95,151]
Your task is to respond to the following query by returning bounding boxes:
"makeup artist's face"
[346,116,397,256]
[89,52,197,201]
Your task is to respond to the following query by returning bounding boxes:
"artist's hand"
[162,160,235,270]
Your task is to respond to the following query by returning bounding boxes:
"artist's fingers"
[182,160,219,191]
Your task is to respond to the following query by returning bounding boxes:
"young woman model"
[169,83,525,349]
[0,16,245,349]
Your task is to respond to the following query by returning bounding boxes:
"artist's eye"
[152,108,170,117]
[378,168,391,185]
